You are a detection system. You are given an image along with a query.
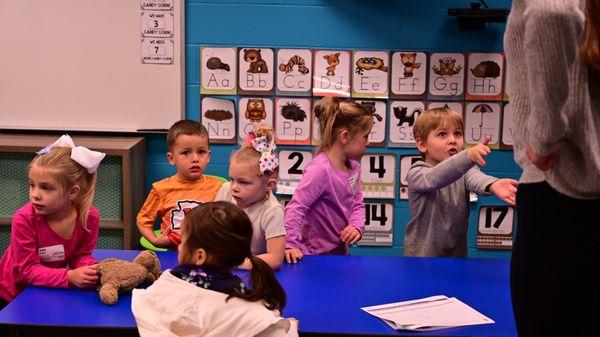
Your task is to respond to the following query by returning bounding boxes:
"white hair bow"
[36,135,106,173]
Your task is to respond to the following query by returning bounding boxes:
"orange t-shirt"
[137,175,222,246]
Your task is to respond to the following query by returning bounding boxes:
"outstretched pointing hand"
[467,136,492,166]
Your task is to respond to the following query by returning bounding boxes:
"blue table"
[0,250,516,336]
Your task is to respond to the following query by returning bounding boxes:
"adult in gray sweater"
[504,0,600,336]
[404,108,518,258]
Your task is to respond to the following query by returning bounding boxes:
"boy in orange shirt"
[137,120,223,249]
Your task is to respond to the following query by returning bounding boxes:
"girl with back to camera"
[284,96,374,263]
[215,125,286,270]
[0,135,105,310]
[132,201,298,337]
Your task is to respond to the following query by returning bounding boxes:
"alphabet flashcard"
[427,101,464,115]
[388,100,425,148]
[428,52,465,100]
[501,102,513,149]
[313,50,351,97]
[276,48,312,96]
[201,97,236,144]
[464,102,501,149]
[238,97,274,142]
[200,46,237,95]
[358,202,394,247]
[390,51,427,99]
[356,100,387,147]
[352,50,389,99]
[466,52,504,101]
[311,98,322,146]
[399,154,422,200]
[238,48,274,95]
[275,97,312,145]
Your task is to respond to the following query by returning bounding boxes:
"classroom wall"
[145,0,518,258]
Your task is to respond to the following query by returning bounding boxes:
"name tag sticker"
[38,244,65,262]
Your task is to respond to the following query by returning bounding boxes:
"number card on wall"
[201,46,237,95]
[352,50,389,99]
[501,102,513,149]
[141,12,174,38]
[399,154,421,200]
[477,206,515,249]
[466,52,504,101]
[275,98,311,145]
[357,100,387,147]
[427,101,464,115]
[201,97,236,144]
[276,49,312,96]
[389,101,424,148]
[276,150,313,195]
[428,52,465,100]
[360,154,396,199]
[390,51,427,99]
[359,202,394,246]
[313,50,351,97]
[238,98,274,141]
[465,102,501,149]
[238,48,274,95]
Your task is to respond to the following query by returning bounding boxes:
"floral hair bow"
[36,135,106,173]
[246,130,278,176]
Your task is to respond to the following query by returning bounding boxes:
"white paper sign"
[391,51,427,97]
[389,101,424,147]
[313,50,351,97]
[141,38,174,64]
[238,98,274,141]
[277,49,312,95]
[141,0,173,10]
[141,12,174,37]
[428,52,465,98]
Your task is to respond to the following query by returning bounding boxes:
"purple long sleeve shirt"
[284,152,365,255]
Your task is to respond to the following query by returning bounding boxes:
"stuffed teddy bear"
[95,250,162,305]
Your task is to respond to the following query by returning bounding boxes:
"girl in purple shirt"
[284,97,374,263]
[0,135,105,308]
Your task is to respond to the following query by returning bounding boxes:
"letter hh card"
[238,47,274,95]
[355,100,387,147]
[238,97,274,142]
[201,46,237,95]
[276,48,312,97]
[466,52,504,101]
[388,100,425,148]
[390,51,427,100]
[275,97,312,145]
[352,50,389,99]
[201,97,237,144]
[428,52,465,100]
[313,50,351,97]
[464,102,501,149]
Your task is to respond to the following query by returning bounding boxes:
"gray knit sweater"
[504,0,600,199]
[404,151,497,258]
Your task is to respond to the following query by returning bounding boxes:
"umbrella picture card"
[464,102,502,149]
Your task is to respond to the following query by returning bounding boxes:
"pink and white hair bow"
[247,131,278,176]
[36,135,106,173]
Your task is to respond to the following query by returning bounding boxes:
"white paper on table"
[361,295,494,331]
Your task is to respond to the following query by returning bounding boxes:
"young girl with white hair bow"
[0,135,105,309]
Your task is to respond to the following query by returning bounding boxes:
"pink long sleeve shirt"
[284,152,366,255]
[0,203,99,302]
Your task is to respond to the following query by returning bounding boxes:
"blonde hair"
[412,107,464,157]
[314,97,374,153]
[581,0,600,71]
[232,125,278,178]
[29,147,98,230]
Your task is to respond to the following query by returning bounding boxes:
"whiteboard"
[0,0,184,132]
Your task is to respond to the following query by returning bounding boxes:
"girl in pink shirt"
[284,97,374,263]
[0,135,105,309]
